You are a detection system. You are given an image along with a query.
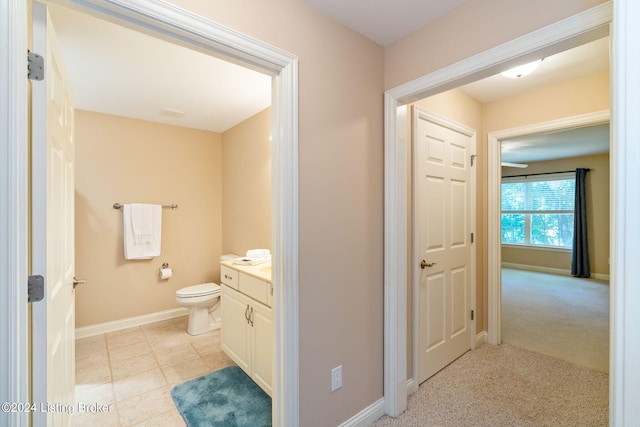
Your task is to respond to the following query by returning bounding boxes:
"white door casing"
[31,3,76,426]
[25,1,299,426]
[384,2,616,418]
[413,108,475,382]
[486,110,610,346]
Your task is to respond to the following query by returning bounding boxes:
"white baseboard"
[75,307,189,339]
[339,398,385,427]
[476,330,487,347]
[501,262,610,281]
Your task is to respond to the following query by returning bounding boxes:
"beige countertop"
[221,259,271,283]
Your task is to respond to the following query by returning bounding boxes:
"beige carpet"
[501,268,609,373]
[372,343,608,426]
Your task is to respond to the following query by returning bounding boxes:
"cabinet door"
[221,285,251,372]
[251,301,273,396]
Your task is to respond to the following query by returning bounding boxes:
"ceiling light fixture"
[159,107,184,118]
[501,162,529,168]
[501,59,542,79]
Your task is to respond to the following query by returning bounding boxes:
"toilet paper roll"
[160,268,172,280]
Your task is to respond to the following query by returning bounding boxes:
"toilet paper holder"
[159,262,173,280]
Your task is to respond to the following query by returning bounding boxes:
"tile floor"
[74,316,234,426]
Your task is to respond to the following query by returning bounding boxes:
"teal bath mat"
[171,366,271,427]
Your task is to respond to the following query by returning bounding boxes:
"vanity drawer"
[221,265,239,289]
[240,273,269,306]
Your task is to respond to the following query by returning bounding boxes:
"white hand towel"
[246,249,270,259]
[123,203,162,260]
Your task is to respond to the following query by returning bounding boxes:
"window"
[501,172,575,248]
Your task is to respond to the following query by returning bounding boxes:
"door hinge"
[28,51,44,81]
[28,275,45,303]
[470,154,477,167]
[471,232,474,243]
[470,310,475,321]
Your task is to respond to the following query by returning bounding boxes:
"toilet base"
[187,306,222,336]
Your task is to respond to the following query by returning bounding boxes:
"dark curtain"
[571,168,590,278]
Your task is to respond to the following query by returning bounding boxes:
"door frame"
[1,0,299,425]
[486,110,610,346]
[0,1,29,423]
[383,1,640,421]
[411,107,477,388]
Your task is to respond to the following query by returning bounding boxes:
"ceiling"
[303,0,470,46]
[501,124,610,164]
[49,2,610,161]
[48,4,272,133]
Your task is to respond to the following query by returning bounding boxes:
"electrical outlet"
[331,365,342,391]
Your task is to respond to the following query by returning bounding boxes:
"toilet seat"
[176,282,220,298]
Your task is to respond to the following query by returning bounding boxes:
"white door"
[413,108,475,383]
[31,3,77,426]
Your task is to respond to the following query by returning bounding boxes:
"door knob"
[73,277,87,289]
[420,260,437,269]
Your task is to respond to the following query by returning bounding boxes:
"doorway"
[496,118,610,372]
[383,3,613,418]
[28,1,299,426]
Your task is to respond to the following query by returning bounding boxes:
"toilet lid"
[176,282,220,297]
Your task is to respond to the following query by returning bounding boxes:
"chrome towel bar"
[113,202,178,210]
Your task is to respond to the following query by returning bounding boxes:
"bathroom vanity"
[220,260,272,396]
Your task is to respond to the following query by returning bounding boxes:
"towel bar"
[113,202,178,210]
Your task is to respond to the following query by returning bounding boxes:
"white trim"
[0,1,29,425]
[502,262,610,281]
[611,1,640,424]
[75,307,189,339]
[338,398,385,427]
[384,100,408,416]
[19,1,299,425]
[476,331,488,347]
[384,1,614,419]
[487,110,610,345]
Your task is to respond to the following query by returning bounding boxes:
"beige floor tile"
[75,382,115,407]
[76,334,108,359]
[76,350,110,372]
[76,360,112,387]
[106,327,146,350]
[116,387,176,427]
[188,330,221,356]
[151,341,200,366]
[132,408,186,427]
[76,317,233,427]
[201,349,235,371]
[74,407,120,427]
[112,368,167,402]
[170,316,189,331]
[108,340,154,365]
[111,352,159,381]
[161,355,211,387]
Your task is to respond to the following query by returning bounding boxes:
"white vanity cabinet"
[220,262,272,396]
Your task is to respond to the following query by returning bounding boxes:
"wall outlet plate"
[331,365,342,391]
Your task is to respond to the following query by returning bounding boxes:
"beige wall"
[75,0,606,423]
[222,108,272,256]
[74,110,222,327]
[164,1,386,424]
[75,108,273,328]
[502,154,610,275]
[384,0,607,90]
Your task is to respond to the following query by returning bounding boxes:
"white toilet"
[175,282,222,335]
